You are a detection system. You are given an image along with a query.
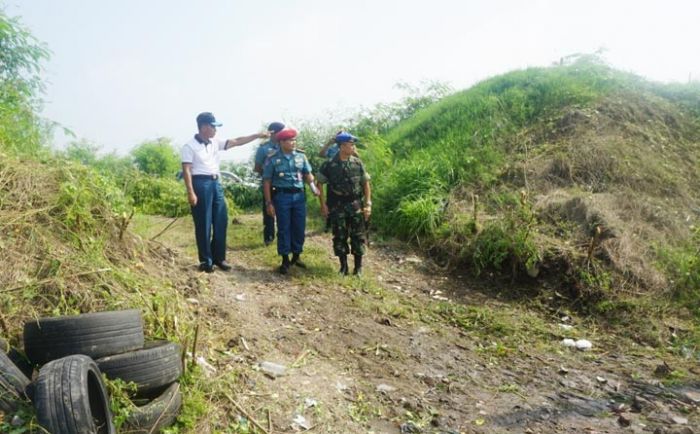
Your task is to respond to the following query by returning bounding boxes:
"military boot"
[338,255,349,276]
[352,254,363,276]
[279,254,290,275]
[291,253,307,268]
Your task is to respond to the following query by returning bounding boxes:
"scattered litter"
[561,316,571,322]
[561,338,576,347]
[186,298,199,305]
[430,290,450,301]
[234,293,246,302]
[259,361,287,378]
[376,384,396,394]
[400,421,421,433]
[575,339,592,351]
[671,415,688,425]
[558,324,573,331]
[292,414,310,430]
[684,391,700,404]
[195,355,216,377]
[558,366,569,375]
[335,381,348,392]
[11,416,24,427]
[404,256,423,264]
[596,376,607,384]
[304,398,318,408]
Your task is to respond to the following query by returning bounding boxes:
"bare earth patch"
[154,214,699,434]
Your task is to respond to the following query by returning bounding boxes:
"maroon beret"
[275,128,298,141]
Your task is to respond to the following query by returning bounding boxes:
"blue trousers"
[261,190,275,243]
[191,178,228,266]
[273,191,306,256]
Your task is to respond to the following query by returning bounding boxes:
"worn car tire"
[96,341,182,397]
[0,337,34,380]
[24,309,144,365]
[123,382,182,433]
[34,355,115,434]
[0,350,31,414]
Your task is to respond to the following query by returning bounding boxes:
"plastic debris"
[335,381,348,392]
[671,416,688,425]
[195,355,216,376]
[292,414,310,430]
[575,339,592,351]
[259,361,287,378]
[376,384,397,393]
[561,338,576,347]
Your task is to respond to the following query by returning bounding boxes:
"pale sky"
[5,0,700,162]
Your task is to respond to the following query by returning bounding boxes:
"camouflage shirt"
[318,155,370,204]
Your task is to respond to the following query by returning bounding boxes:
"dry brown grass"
[0,152,200,345]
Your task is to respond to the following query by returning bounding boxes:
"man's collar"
[194,134,211,145]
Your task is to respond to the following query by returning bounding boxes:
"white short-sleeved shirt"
[181,135,227,176]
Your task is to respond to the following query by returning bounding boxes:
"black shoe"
[279,255,290,275]
[264,238,273,246]
[291,253,307,268]
[214,261,232,271]
[353,254,363,276]
[338,255,349,276]
[198,263,214,273]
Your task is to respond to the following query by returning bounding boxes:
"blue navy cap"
[196,112,223,128]
[335,131,358,144]
[267,122,285,133]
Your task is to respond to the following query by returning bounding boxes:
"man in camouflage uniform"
[317,132,372,275]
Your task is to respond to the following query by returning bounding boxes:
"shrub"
[131,138,180,177]
[468,193,539,277]
[659,226,700,306]
[127,174,189,217]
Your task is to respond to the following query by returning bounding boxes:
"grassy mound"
[365,56,700,343]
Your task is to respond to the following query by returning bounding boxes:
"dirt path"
[160,215,699,434]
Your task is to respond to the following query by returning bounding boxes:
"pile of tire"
[1,309,183,433]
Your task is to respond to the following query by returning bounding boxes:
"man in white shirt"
[181,112,268,272]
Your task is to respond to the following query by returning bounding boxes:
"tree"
[63,139,100,166]
[130,137,180,177]
[0,10,50,154]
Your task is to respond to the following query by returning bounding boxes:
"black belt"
[192,174,219,180]
[273,187,302,194]
[330,191,358,201]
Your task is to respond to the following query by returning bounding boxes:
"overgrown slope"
[366,57,700,343]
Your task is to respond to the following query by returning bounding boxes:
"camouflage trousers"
[330,202,366,257]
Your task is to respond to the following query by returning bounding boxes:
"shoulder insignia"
[266,149,276,157]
